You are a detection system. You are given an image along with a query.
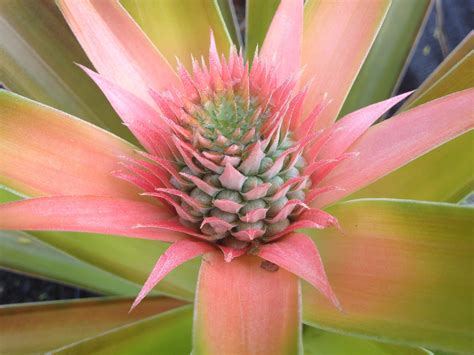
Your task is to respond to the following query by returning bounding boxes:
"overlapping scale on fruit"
[117,38,344,251]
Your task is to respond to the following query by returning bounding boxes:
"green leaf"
[216,0,242,47]
[121,0,232,70]
[51,305,193,354]
[339,0,431,117]
[402,51,474,110]
[303,199,474,353]
[0,0,135,143]
[29,231,198,301]
[245,0,280,60]
[0,186,22,203]
[0,230,143,296]
[0,296,185,354]
[400,32,474,110]
[303,327,432,355]
[346,130,474,202]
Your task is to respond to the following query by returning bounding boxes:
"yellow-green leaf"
[339,0,432,117]
[0,230,141,296]
[121,0,232,70]
[0,296,185,354]
[303,327,432,355]
[402,51,474,109]
[51,305,193,354]
[216,0,242,47]
[245,0,280,60]
[400,32,474,110]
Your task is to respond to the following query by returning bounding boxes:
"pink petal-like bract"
[193,252,301,354]
[258,233,341,309]
[131,238,215,310]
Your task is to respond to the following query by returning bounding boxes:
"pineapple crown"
[117,36,341,256]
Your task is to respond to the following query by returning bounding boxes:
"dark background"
[1,0,473,305]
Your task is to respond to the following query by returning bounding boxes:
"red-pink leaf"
[57,0,179,105]
[302,0,390,129]
[260,0,303,83]
[0,196,183,242]
[201,217,235,234]
[131,239,214,310]
[258,233,341,309]
[316,88,474,207]
[319,91,413,159]
[79,66,170,156]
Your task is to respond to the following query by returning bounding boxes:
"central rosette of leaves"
[117,44,343,253]
[170,92,308,248]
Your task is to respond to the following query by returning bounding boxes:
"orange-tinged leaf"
[0,91,140,199]
[79,66,168,157]
[193,253,301,354]
[346,130,474,202]
[339,0,432,117]
[319,91,412,160]
[344,37,474,203]
[51,305,193,354]
[0,296,185,354]
[302,199,474,353]
[258,233,340,309]
[0,178,199,302]
[302,0,390,129]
